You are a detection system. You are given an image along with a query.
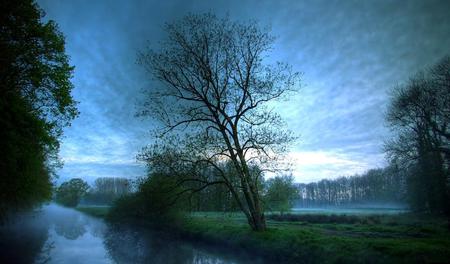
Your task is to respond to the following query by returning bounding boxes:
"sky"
[37,0,450,184]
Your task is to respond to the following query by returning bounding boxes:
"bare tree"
[137,13,300,231]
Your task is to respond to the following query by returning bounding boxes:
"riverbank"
[77,207,450,263]
[181,213,450,263]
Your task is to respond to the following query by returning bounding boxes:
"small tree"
[264,175,299,215]
[55,178,89,207]
[109,173,187,224]
[138,13,300,231]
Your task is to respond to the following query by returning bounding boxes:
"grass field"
[183,211,450,263]
[77,206,450,263]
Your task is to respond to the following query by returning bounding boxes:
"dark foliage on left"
[0,0,78,218]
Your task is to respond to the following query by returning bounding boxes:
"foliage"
[0,0,78,128]
[174,161,258,212]
[385,56,450,214]
[0,94,53,215]
[264,175,299,214]
[0,0,77,217]
[55,178,89,207]
[108,173,187,225]
[107,194,142,221]
[138,13,300,231]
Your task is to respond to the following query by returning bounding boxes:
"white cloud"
[285,150,385,183]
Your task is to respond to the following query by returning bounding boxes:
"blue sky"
[37,0,450,184]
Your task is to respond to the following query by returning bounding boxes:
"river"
[0,204,264,264]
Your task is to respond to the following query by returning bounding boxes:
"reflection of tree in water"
[191,250,239,264]
[53,214,86,240]
[0,211,50,264]
[89,219,106,239]
[104,225,195,263]
[103,225,260,264]
[35,239,55,264]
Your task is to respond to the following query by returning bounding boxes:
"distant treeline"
[163,165,409,211]
[55,177,131,207]
[296,166,407,208]
[82,177,131,205]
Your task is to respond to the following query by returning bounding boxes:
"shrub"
[54,178,89,207]
[108,173,187,225]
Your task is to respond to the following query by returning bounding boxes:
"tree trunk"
[248,208,266,231]
[241,178,266,231]
[218,123,267,231]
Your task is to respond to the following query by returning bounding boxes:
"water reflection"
[104,225,259,264]
[0,204,264,264]
[0,209,49,263]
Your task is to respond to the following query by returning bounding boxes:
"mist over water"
[291,207,408,215]
[0,204,262,264]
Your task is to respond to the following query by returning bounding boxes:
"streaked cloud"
[38,0,450,183]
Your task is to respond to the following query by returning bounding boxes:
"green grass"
[76,206,110,218]
[181,212,450,263]
[77,206,450,263]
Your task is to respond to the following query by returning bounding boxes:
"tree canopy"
[264,175,299,215]
[55,178,89,207]
[0,0,78,217]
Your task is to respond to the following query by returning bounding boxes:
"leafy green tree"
[0,0,77,216]
[264,175,299,215]
[55,179,89,207]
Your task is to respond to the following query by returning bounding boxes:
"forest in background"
[295,166,406,208]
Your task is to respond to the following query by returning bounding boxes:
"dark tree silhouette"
[386,56,450,214]
[138,13,300,231]
[55,178,89,207]
[0,0,78,218]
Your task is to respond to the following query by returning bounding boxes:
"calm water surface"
[0,204,263,264]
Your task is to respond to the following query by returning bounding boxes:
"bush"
[54,178,89,207]
[108,173,187,225]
